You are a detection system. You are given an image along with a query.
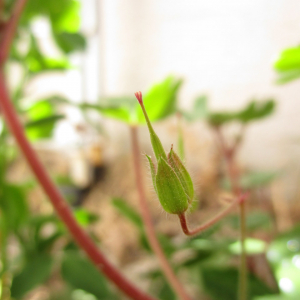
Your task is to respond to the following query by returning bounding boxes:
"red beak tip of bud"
[134,91,143,104]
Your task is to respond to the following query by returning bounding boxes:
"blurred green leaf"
[25,114,65,128]
[0,184,29,230]
[137,76,183,123]
[223,171,278,190]
[22,0,81,32]
[112,198,176,256]
[255,296,299,300]
[274,47,300,72]
[275,69,300,84]
[25,100,62,140]
[74,208,99,227]
[208,100,275,126]
[227,211,273,232]
[80,77,182,124]
[237,100,275,123]
[229,238,267,255]
[61,251,113,299]
[273,46,300,84]
[181,95,208,121]
[202,267,277,300]
[54,32,86,54]
[11,254,53,299]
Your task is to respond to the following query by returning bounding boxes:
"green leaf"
[208,111,237,126]
[275,69,300,84]
[202,267,277,300]
[0,184,29,230]
[25,100,62,140]
[54,32,86,54]
[237,100,275,123]
[137,76,183,123]
[208,100,275,126]
[61,251,113,299]
[112,198,143,228]
[74,208,99,227]
[25,114,65,128]
[11,254,53,299]
[274,47,300,72]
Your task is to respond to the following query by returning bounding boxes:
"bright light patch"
[287,239,300,252]
[292,255,300,269]
[279,278,294,293]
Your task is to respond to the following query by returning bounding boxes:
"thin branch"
[0,0,28,65]
[0,72,157,300]
[130,125,192,300]
[214,127,248,300]
[178,195,245,236]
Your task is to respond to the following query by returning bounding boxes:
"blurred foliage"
[182,95,275,126]
[222,171,278,191]
[80,76,183,125]
[274,46,300,84]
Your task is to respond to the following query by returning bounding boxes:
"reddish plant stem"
[215,127,248,300]
[0,0,28,65]
[178,195,243,236]
[130,125,192,300]
[0,73,157,300]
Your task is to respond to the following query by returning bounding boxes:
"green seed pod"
[135,91,167,161]
[135,91,194,215]
[146,154,157,193]
[168,146,194,203]
[155,157,189,214]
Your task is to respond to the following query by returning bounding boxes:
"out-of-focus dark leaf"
[11,254,53,299]
[61,251,113,299]
[112,197,143,228]
[208,111,237,126]
[54,32,86,54]
[112,198,176,256]
[25,114,65,128]
[208,100,275,126]
[237,100,275,123]
[202,267,277,300]
[137,76,183,123]
[0,184,29,230]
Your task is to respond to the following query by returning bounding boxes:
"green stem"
[238,201,247,300]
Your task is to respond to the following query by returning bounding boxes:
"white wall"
[97,0,300,171]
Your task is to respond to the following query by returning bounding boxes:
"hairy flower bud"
[136,91,194,215]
